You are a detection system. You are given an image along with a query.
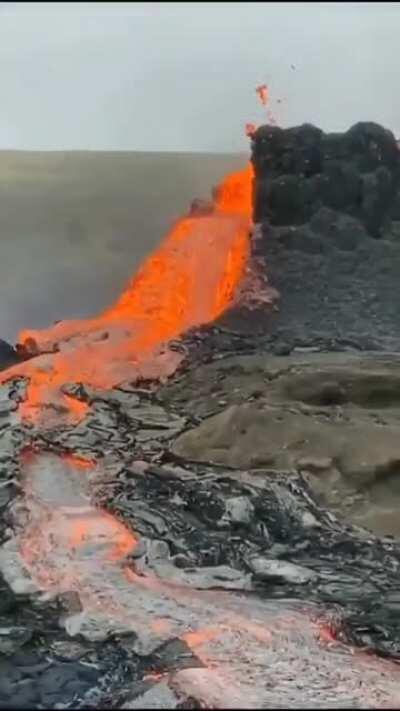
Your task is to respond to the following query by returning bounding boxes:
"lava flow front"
[1,162,253,425]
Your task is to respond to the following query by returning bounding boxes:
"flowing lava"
[0,160,254,615]
[1,162,253,425]
[1,139,400,708]
[0,159,257,656]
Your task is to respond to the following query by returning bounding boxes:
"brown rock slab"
[169,351,400,534]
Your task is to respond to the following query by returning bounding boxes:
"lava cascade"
[1,163,253,424]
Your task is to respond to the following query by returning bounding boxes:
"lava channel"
[5,452,399,708]
[0,163,253,427]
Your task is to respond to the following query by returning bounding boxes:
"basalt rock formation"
[231,121,400,351]
[0,340,19,370]
[252,121,400,236]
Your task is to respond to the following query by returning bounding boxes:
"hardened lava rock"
[0,340,19,371]
[237,120,400,350]
[188,198,214,217]
[252,121,400,237]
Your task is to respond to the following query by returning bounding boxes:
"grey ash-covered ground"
[1,121,400,708]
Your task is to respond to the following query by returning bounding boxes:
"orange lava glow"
[256,84,269,106]
[19,451,137,586]
[63,394,90,422]
[66,511,136,561]
[60,452,96,470]
[151,618,173,635]
[1,164,253,426]
[20,506,137,583]
[183,626,222,648]
[318,623,338,645]
[245,122,257,137]
[183,617,273,651]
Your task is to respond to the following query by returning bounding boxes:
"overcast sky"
[0,1,399,152]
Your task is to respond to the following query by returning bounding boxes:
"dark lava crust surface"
[219,121,400,354]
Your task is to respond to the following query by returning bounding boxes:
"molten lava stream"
[16,447,400,708]
[6,158,400,704]
[1,163,253,425]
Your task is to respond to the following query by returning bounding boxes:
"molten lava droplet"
[245,122,257,138]
[1,163,254,425]
[256,84,269,106]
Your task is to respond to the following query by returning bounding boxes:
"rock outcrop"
[252,121,400,238]
[233,121,400,349]
[0,340,19,370]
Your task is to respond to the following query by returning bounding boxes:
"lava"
[0,163,253,426]
[59,452,96,470]
[256,83,269,106]
[19,451,137,592]
[255,82,279,127]
[245,122,257,137]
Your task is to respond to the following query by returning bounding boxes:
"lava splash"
[1,163,253,425]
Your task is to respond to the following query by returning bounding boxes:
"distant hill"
[0,151,246,341]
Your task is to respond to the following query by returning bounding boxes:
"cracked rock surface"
[0,349,397,705]
[168,351,400,534]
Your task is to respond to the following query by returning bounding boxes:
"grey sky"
[0,1,399,152]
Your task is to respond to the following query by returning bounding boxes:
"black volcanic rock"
[0,340,19,371]
[252,121,400,238]
[240,120,400,352]
[188,198,214,217]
